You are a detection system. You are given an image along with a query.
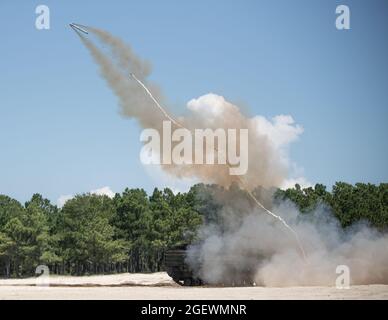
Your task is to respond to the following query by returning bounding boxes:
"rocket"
[69,23,88,34]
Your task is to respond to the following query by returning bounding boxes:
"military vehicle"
[164,245,203,286]
[164,245,257,286]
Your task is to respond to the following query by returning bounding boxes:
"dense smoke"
[76,28,164,130]
[75,27,388,286]
[76,27,303,190]
[187,186,388,286]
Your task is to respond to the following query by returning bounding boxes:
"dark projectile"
[69,23,88,34]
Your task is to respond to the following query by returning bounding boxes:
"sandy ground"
[0,272,387,300]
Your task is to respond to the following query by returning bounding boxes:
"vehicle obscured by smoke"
[75,27,388,286]
[186,185,388,286]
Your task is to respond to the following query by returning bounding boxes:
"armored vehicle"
[164,245,256,286]
[164,245,203,286]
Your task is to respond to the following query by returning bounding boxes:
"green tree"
[58,194,127,275]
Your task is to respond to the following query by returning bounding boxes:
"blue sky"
[0,0,387,204]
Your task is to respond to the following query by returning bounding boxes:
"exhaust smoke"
[128,70,306,260]
[187,190,388,286]
[74,26,294,190]
[72,26,388,286]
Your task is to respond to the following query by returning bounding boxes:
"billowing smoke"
[75,27,388,286]
[76,27,303,190]
[187,186,388,286]
[76,28,165,130]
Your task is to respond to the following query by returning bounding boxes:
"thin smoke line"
[130,73,183,128]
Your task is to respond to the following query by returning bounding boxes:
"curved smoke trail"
[129,73,307,261]
[130,73,183,128]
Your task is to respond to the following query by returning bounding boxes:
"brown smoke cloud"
[77,28,165,131]
[77,27,302,190]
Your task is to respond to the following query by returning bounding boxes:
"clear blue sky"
[0,0,387,204]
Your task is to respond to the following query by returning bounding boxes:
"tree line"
[274,182,388,228]
[0,182,387,278]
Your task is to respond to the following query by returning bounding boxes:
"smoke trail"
[240,180,307,260]
[76,27,167,131]
[129,72,306,260]
[73,26,388,286]
[75,26,305,260]
[76,26,291,190]
[130,73,183,128]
